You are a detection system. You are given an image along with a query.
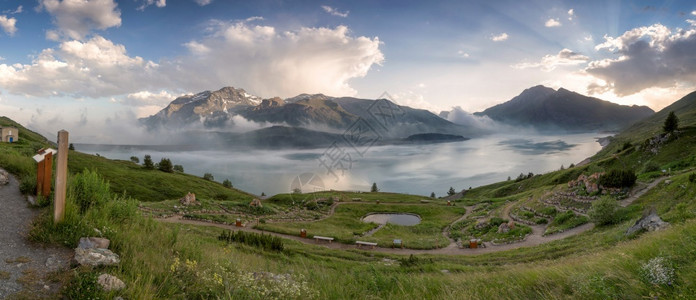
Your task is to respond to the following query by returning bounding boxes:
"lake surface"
[77,132,604,197]
[363,213,422,226]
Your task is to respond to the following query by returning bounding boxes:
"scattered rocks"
[78,237,110,249]
[626,209,670,236]
[97,274,125,291]
[74,248,120,267]
[568,172,603,194]
[475,221,489,230]
[179,192,200,206]
[0,169,9,185]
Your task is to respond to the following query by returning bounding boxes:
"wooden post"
[54,130,69,223]
[36,158,45,197]
[42,152,53,197]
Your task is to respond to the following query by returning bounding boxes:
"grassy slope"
[3,99,696,299]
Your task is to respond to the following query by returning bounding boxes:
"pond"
[362,213,421,226]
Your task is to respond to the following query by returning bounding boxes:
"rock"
[249,198,263,207]
[497,223,511,233]
[97,274,125,291]
[78,237,111,249]
[475,221,489,230]
[0,169,9,185]
[74,248,120,266]
[45,255,64,271]
[26,195,37,206]
[179,192,199,206]
[507,221,515,229]
[626,210,670,236]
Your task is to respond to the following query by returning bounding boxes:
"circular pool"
[362,213,421,226]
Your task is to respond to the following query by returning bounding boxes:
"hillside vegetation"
[2,97,696,299]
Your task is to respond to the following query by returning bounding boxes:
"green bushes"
[599,169,637,188]
[589,197,620,226]
[218,230,284,252]
[19,174,36,195]
[70,169,111,214]
[158,158,173,173]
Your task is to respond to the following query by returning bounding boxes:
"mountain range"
[473,85,654,132]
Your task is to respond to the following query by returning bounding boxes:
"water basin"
[362,213,421,226]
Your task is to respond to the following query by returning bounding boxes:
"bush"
[129,156,139,164]
[218,230,283,252]
[663,111,679,133]
[158,158,173,173]
[589,197,619,226]
[640,257,675,286]
[489,217,507,227]
[221,179,232,188]
[203,173,214,181]
[61,270,105,299]
[643,162,661,173]
[173,164,184,172]
[599,169,637,188]
[689,173,696,183]
[539,206,557,216]
[143,155,154,169]
[19,174,36,195]
[70,169,111,214]
[305,201,319,210]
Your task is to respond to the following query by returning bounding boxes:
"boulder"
[78,237,110,249]
[497,223,511,233]
[626,210,670,236]
[179,192,199,206]
[249,198,263,207]
[74,248,120,266]
[97,274,125,291]
[0,169,9,185]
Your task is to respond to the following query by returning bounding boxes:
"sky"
[2,0,696,142]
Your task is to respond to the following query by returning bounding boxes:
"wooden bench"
[355,241,378,249]
[313,235,334,243]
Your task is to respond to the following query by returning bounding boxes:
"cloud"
[38,0,121,40]
[390,90,440,112]
[445,106,503,132]
[457,50,470,58]
[0,15,17,36]
[3,6,22,15]
[137,0,166,11]
[545,18,561,27]
[491,32,508,42]
[0,35,159,97]
[512,48,589,71]
[321,5,349,18]
[170,21,383,97]
[586,24,696,96]
[568,9,574,20]
[692,11,696,15]
[194,0,212,6]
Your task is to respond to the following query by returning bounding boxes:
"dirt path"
[620,177,667,207]
[0,169,71,299]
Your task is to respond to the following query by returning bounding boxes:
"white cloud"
[137,0,166,11]
[688,19,696,27]
[491,32,508,42]
[321,5,349,18]
[3,6,22,15]
[512,48,589,71]
[457,50,470,58]
[692,10,696,15]
[587,24,696,96]
[0,15,17,36]
[568,8,574,20]
[390,90,440,112]
[0,35,158,97]
[38,0,121,40]
[172,21,384,97]
[195,0,212,6]
[545,18,561,27]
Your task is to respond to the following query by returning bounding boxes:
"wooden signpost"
[54,130,69,223]
[33,148,57,198]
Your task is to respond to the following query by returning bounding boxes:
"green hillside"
[2,107,696,299]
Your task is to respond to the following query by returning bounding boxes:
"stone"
[26,195,37,206]
[74,248,120,266]
[475,221,489,230]
[497,223,511,233]
[249,198,263,207]
[507,221,515,229]
[626,210,670,236]
[45,254,64,271]
[179,192,199,206]
[97,274,125,291]
[78,237,111,249]
[0,169,9,185]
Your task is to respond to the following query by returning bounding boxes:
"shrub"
[489,217,506,227]
[129,156,139,163]
[143,155,154,169]
[539,206,557,216]
[589,197,619,226]
[61,270,105,299]
[643,162,661,173]
[305,201,319,210]
[70,169,111,214]
[218,230,283,252]
[689,173,696,183]
[203,173,214,181]
[173,164,184,172]
[599,169,637,188]
[158,158,173,173]
[18,174,36,195]
[535,218,548,224]
[663,111,679,133]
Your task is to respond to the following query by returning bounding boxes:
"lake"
[76,132,604,197]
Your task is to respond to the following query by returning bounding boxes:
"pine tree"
[143,155,154,169]
[663,111,679,133]
[447,187,456,196]
[158,158,173,172]
[371,182,379,192]
[430,192,436,198]
[223,179,232,188]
